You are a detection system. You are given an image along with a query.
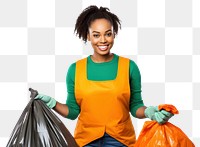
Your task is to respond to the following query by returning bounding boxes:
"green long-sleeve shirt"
[66,53,144,120]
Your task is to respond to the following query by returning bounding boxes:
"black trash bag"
[6,88,78,147]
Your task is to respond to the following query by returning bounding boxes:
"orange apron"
[74,56,136,147]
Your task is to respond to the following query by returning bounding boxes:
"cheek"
[107,37,114,43]
[90,38,99,44]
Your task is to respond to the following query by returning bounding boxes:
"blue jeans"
[84,133,127,147]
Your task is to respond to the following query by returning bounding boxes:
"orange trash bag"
[134,104,195,147]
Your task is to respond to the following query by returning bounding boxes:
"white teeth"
[98,46,108,51]
[99,46,107,49]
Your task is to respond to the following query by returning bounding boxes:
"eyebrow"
[92,29,112,33]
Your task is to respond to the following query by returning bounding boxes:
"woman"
[36,5,173,147]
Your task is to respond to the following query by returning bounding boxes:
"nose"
[100,36,107,43]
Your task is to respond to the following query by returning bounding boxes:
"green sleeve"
[129,60,145,117]
[65,63,80,120]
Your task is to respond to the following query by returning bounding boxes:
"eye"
[93,34,100,38]
[106,32,112,37]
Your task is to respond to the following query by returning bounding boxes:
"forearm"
[129,60,146,118]
[135,106,147,119]
[53,101,69,118]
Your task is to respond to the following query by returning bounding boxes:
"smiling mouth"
[98,45,109,51]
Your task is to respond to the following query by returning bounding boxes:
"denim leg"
[84,133,127,147]
[102,133,127,147]
[84,137,103,147]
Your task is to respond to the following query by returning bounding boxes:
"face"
[87,18,115,57]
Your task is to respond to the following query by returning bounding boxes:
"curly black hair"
[74,5,121,43]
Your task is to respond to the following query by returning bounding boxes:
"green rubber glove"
[144,106,174,124]
[35,94,56,109]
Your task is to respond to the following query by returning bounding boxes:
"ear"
[87,33,90,41]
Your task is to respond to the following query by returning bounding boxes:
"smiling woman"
[35,5,175,147]
[87,18,114,62]
[74,6,121,63]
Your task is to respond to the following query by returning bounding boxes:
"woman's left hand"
[144,106,174,124]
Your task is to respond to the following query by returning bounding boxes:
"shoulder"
[68,57,89,74]
[68,57,88,70]
[117,54,129,60]
[117,55,140,75]
[68,62,76,71]
[117,55,130,65]
[76,57,87,64]
[117,55,138,67]
[129,59,139,69]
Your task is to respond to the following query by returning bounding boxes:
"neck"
[91,53,114,63]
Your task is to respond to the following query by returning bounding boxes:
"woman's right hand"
[35,94,57,109]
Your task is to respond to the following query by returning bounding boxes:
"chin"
[97,50,111,56]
